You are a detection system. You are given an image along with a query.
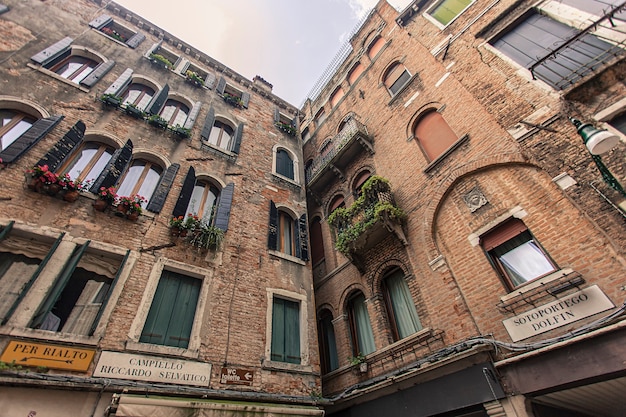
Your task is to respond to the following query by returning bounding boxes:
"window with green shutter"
[271,297,301,364]
[427,0,474,26]
[140,271,201,349]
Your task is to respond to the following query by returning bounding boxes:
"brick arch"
[0,95,50,119]
[422,155,536,260]
[367,258,411,294]
[349,165,375,194]
[339,284,370,314]
[377,57,406,86]
[317,303,338,320]
[406,101,444,139]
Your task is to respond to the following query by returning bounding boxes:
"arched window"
[382,268,422,341]
[122,83,155,110]
[314,108,327,127]
[348,62,365,85]
[275,149,294,180]
[208,120,234,150]
[384,63,411,96]
[50,55,98,84]
[116,159,163,205]
[267,201,308,261]
[330,87,345,107]
[414,109,458,161]
[347,292,375,356]
[367,36,386,59]
[328,195,345,216]
[317,309,339,374]
[62,141,115,184]
[309,216,325,267]
[160,99,189,127]
[353,171,371,197]
[187,180,220,224]
[1,110,36,151]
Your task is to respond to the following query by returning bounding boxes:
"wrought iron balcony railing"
[305,117,372,185]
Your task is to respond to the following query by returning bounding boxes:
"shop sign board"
[93,351,211,386]
[503,285,614,341]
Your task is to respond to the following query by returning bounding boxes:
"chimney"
[253,75,273,93]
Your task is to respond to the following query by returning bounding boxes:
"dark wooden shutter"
[178,59,190,75]
[30,241,90,329]
[125,32,146,49]
[146,83,169,115]
[298,214,309,261]
[172,166,196,218]
[481,219,528,251]
[214,182,234,231]
[31,37,73,66]
[88,14,112,29]
[216,77,226,95]
[268,200,278,250]
[146,163,180,213]
[0,221,13,241]
[241,92,250,108]
[183,101,202,130]
[204,73,216,89]
[80,60,115,88]
[88,249,130,336]
[273,108,280,123]
[103,68,133,96]
[232,122,243,154]
[35,120,85,171]
[290,115,297,130]
[200,106,215,141]
[0,115,63,164]
[89,139,133,192]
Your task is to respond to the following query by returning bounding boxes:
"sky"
[114,0,413,106]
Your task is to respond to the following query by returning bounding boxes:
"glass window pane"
[136,166,161,204]
[429,0,473,25]
[386,271,422,339]
[351,293,375,355]
[498,240,555,286]
[1,119,33,150]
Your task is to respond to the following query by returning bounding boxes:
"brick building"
[301,0,626,416]
[0,1,321,416]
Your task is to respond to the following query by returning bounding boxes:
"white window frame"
[127,258,212,358]
[264,288,311,371]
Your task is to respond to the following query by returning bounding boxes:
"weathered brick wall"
[0,0,320,398]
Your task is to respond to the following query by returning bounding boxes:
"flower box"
[170,125,191,139]
[124,104,145,119]
[100,94,122,109]
[275,121,297,136]
[148,115,168,130]
[185,70,205,88]
[149,53,174,70]
[222,93,244,109]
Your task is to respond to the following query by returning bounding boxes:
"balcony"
[327,176,406,272]
[530,2,626,90]
[305,117,373,194]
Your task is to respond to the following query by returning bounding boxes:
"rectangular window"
[427,0,474,26]
[30,243,128,336]
[490,11,617,90]
[140,270,201,348]
[482,219,557,289]
[271,297,301,364]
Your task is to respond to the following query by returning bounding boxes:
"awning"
[115,395,325,417]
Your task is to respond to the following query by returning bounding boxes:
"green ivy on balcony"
[327,175,406,257]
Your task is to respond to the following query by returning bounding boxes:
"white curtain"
[386,272,422,339]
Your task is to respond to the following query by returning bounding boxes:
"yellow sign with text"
[1,340,95,371]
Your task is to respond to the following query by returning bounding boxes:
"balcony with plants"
[327,176,407,271]
[305,117,373,194]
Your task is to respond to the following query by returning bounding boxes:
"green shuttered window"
[271,297,301,364]
[140,271,201,349]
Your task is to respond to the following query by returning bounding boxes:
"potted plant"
[149,53,173,70]
[27,165,60,195]
[348,353,367,373]
[185,70,204,87]
[124,103,145,119]
[94,186,117,211]
[275,121,297,136]
[188,221,224,250]
[100,26,126,42]
[169,215,186,237]
[124,195,146,221]
[148,114,168,129]
[100,93,122,108]
[58,174,90,202]
[222,92,244,108]
[170,124,191,139]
